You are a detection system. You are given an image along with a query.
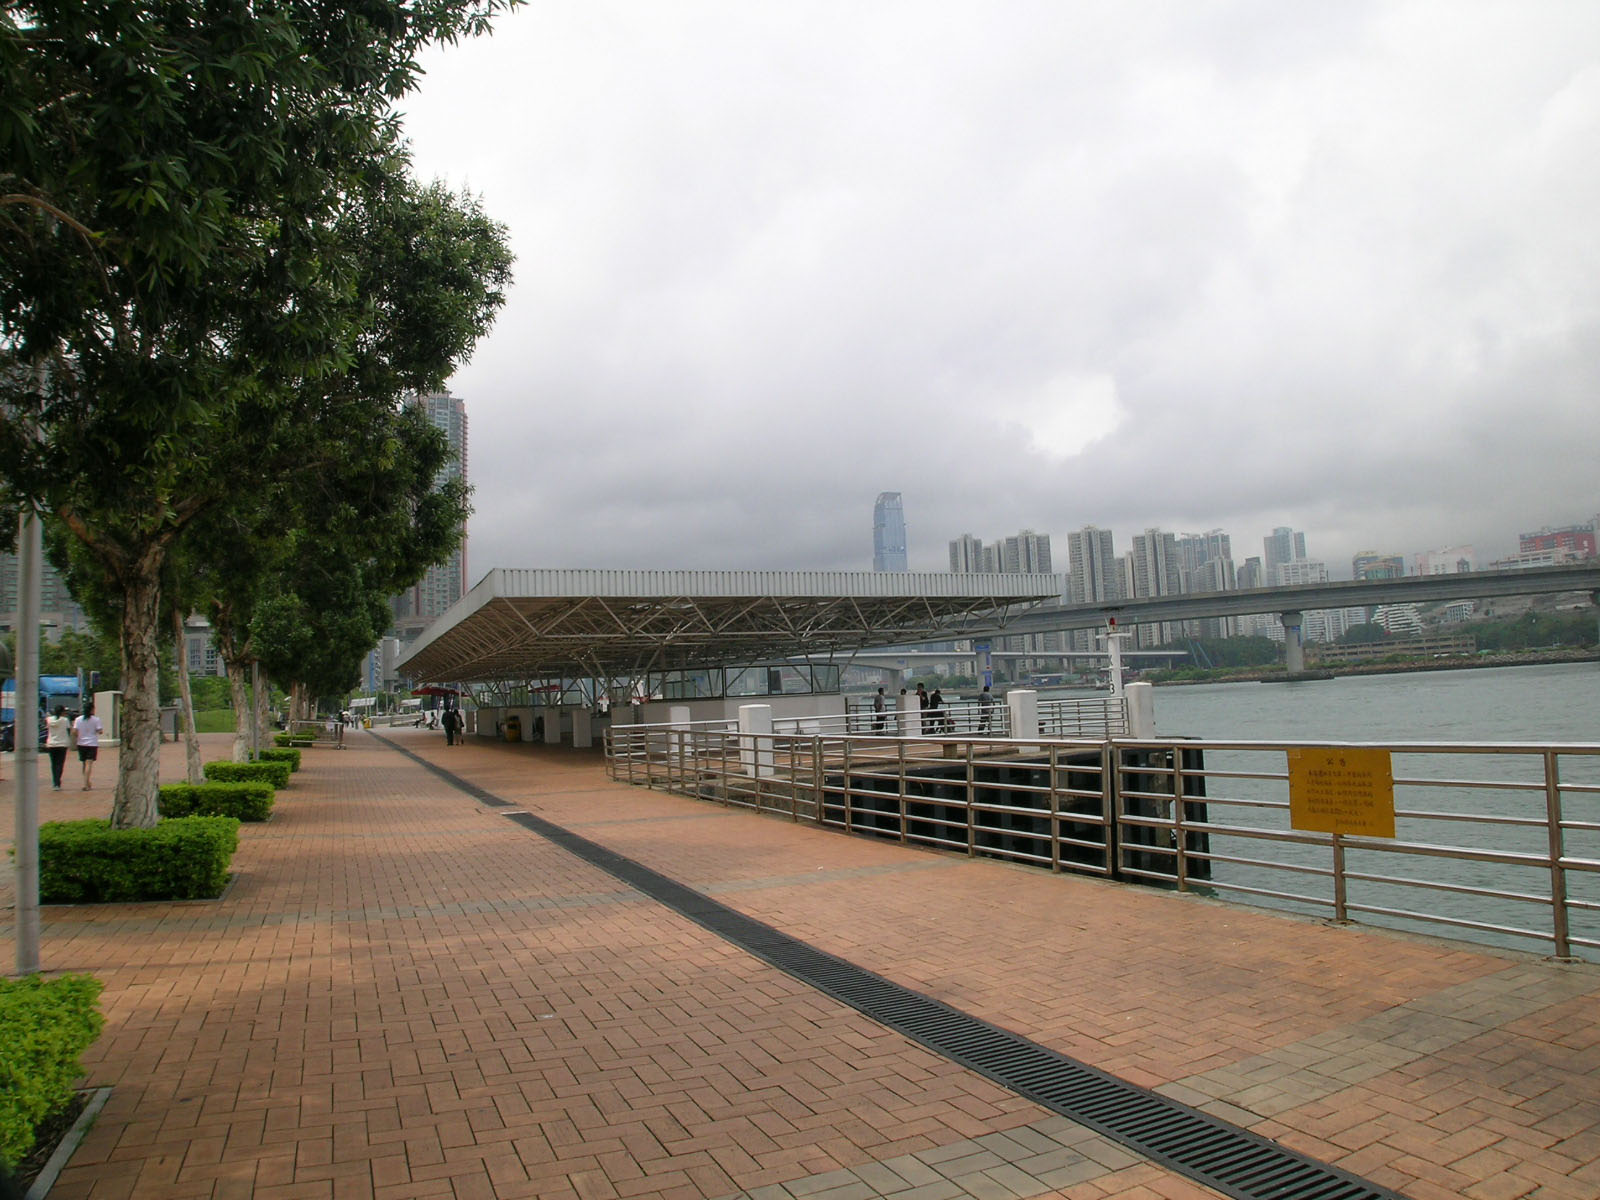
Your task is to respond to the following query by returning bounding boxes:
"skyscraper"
[391,390,469,644]
[1263,526,1307,583]
[1065,527,1119,652]
[948,533,987,574]
[1130,529,1182,647]
[873,493,908,571]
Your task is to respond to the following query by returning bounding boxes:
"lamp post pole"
[14,504,43,975]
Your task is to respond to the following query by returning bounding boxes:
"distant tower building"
[999,530,1052,574]
[1263,526,1307,582]
[0,549,90,642]
[1519,525,1596,560]
[1414,546,1476,575]
[1352,551,1406,580]
[948,533,986,574]
[873,492,908,571]
[1130,529,1182,647]
[391,390,469,645]
[1066,526,1119,653]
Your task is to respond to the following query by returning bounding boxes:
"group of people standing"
[44,702,103,791]
[870,683,999,735]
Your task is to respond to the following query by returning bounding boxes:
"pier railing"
[603,724,1600,961]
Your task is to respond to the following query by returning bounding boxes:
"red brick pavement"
[1,729,1596,1199]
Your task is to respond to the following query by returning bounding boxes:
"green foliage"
[189,676,232,711]
[273,733,315,748]
[1,0,517,828]
[0,974,104,1169]
[159,782,274,822]
[35,625,120,693]
[1468,610,1595,651]
[256,746,301,771]
[203,760,290,789]
[37,818,240,903]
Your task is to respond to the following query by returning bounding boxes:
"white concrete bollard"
[900,691,920,737]
[739,703,774,778]
[1007,688,1039,742]
[1125,681,1156,739]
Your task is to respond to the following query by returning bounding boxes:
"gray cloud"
[402,1,1600,581]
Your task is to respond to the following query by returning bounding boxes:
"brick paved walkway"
[1,729,1596,1199]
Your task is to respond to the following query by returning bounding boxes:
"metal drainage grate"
[382,739,1404,1200]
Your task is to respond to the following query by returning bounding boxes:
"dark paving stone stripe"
[376,735,1403,1200]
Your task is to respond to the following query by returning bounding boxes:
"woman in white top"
[72,703,105,791]
[46,704,72,790]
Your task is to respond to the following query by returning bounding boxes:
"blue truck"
[0,675,84,752]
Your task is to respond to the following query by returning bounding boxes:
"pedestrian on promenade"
[72,701,104,790]
[443,707,460,746]
[872,687,886,733]
[46,704,71,789]
[929,687,945,734]
[977,685,996,733]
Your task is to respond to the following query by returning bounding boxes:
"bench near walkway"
[1,729,1596,1199]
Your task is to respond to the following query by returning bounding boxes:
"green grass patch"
[192,709,236,734]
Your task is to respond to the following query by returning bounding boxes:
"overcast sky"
[398,1,1600,583]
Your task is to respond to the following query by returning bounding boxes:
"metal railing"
[604,724,1600,961]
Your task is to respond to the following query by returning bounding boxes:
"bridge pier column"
[1280,610,1305,674]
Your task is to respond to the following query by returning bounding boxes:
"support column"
[543,706,561,744]
[1280,610,1305,675]
[738,703,774,778]
[570,708,592,748]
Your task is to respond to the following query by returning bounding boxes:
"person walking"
[46,704,71,789]
[72,702,104,790]
[929,688,946,734]
[443,707,459,746]
[977,684,997,733]
[872,687,886,733]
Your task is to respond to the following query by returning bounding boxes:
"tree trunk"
[253,668,268,754]
[225,658,252,762]
[112,559,164,829]
[173,606,203,784]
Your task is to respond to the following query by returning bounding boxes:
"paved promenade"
[1,729,1597,1200]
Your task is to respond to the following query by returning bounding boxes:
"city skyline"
[397,4,1600,585]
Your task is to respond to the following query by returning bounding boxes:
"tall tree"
[1,1,516,825]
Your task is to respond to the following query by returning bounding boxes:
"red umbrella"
[410,685,460,697]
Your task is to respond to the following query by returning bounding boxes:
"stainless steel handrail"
[603,726,1600,960]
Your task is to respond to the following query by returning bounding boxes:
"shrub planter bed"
[0,974,104,1184]
[256,746,302,771]
[38,817,241,903]
[204,759,291,789]
[160,781,275,821]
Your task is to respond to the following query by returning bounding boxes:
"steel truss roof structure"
[398,568,1067,684]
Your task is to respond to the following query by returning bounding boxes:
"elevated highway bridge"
[939,563,1600,674]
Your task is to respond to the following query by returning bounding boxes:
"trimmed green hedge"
[0,975,104,1169]
[273,732,314,748]
[204,759,290,789]
[256,746,301,771]
[38,818,240,903]
[160,781,274,822]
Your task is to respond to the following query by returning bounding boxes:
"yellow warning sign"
[1287,747,1396,838]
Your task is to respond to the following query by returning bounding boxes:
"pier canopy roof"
[398,568,1066,683]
